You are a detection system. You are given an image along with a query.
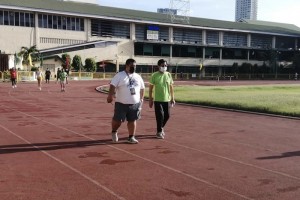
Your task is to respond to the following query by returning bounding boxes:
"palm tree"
[18,45,40,68]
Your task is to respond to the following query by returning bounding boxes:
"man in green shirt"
[149,59,175,139]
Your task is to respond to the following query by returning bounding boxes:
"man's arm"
[140,88,144,102]
[107,84,116,103]
[148,84,154,108]
[170,84,175,106]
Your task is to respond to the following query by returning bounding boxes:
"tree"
[292,51,300,73]
[18,45,40,66]
[62,54,72,70]
[232,62,239,74]
[72,55,83,71]
[84,58,96,72]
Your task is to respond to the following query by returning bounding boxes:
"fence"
[0,71,298,82]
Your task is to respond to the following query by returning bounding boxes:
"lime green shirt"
[149,71,173,102]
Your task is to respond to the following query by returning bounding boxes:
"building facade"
[235,0,258,22]
[0,0,299,76]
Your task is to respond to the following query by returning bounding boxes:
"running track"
[0,80,300,200]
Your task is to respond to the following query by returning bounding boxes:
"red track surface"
[0,80,300,200]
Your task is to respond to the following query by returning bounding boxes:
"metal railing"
[1,71,298,82]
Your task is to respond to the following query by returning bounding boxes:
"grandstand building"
[0,0,300,77]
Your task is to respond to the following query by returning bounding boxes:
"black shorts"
[113,102,142,122]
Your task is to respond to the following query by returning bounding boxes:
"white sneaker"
[161,128,165,136]
[112,131,118,143]
[127,136,138,144]
[156,132,164,139]
[39,87,41,91]
[12,86,14,88]
[14,85,17,88]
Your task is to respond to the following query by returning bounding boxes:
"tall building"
[235,0,258,22]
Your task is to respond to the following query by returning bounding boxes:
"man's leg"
[127,120,136,136]
[162,102,170,128]
[111,119,121,142]
[154,102,164,133]
[112,119,122,132]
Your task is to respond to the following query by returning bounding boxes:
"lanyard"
[126,72,134,86]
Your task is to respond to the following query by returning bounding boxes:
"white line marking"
[0,124,126,200]
[0,105,253,200]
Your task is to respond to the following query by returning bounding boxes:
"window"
[80,18,84,31]
[9,11,15,26]
[57,16,62,29]
[15,12,20,26]
[4,11,9,25]
[134,43,170,56]
[0,11,3,25]
[67,17,71,30]
[20,12,25,26]
[47,15,52,28]
[173,28,202,44]
[206,31,219,45]
[30,13,34,27]
[25,13,30,27]
[91,19,129,38]
[42,14,47,28]
[53,15,57,29]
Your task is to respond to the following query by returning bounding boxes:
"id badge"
[130,87,136,95]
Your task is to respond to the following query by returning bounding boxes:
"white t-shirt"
[110,71,145,104]
[36,71,42,78]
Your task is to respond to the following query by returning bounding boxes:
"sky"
[81,0,300,28]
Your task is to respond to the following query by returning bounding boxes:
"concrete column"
[130,23,136,41]
[247,50,250,61]
[169,27,173,43]
[202,30,206,45]
[219,31,224,46]
[169,27,173,64]
[247,33,251,47]
[86,18,91,42]
[34,13,39,48]
[272,36,276,49]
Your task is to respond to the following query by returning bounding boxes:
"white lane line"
[0,105,253,200]
[6,90,300,182]
[164,140,300,181]
[0,124,126,200]
[5,90,300,181]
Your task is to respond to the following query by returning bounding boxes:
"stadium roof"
[239,19,300,32]
[1,0,300,37]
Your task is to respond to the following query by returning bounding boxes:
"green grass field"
[146,84,300,117]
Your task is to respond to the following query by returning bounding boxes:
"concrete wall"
[0,26,35,54]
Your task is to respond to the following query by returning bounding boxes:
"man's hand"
[107,95,113,103]
[171,99,176,107]
[149,98,153,108]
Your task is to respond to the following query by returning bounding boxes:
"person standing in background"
[10,68,17,88]
[59,68,68,92]
[45,68,51,83]
[56,68,61,83]
[36,67,43,91]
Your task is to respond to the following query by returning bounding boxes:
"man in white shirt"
[107,58,145,144]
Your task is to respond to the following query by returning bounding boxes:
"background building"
[0,0,299,79]
[235,0,258,22]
